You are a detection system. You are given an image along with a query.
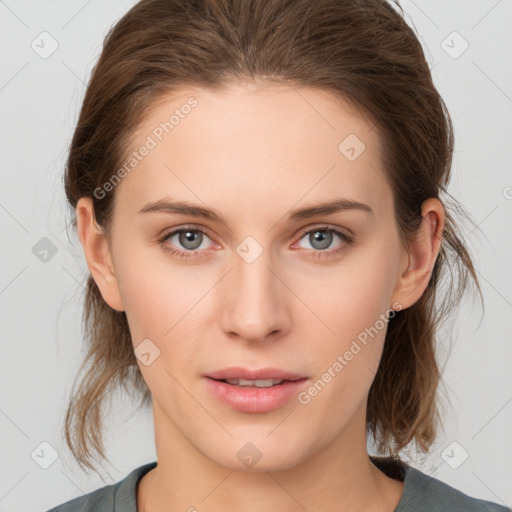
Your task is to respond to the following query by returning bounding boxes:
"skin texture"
[76,82,444,512]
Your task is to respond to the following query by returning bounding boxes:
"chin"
[201,438,308,473]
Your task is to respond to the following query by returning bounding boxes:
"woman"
[47,0,510,510]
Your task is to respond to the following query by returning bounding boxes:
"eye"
[292,225,353,258]
[158,224,353,259]
[158,226,214,258]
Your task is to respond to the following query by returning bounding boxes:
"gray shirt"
[46,457,511,511]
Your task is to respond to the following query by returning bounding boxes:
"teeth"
[225,378,284,387]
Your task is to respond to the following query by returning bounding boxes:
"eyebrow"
[138,197,374,223]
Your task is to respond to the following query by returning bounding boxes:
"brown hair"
[63,0,482,474]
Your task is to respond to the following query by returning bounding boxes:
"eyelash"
[157,224,354,260]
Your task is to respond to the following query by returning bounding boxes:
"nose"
[220,244,291,343]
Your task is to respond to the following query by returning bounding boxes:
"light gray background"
[1,1,511,511]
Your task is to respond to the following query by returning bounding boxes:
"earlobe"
[76,197,125,312]
[391,198,445,310]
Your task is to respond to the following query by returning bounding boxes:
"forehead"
[115,82,391,219]
[132,81,380,156]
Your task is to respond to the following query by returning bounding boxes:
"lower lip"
[203,377,309,413]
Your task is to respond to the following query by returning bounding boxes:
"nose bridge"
[221,237,287,340]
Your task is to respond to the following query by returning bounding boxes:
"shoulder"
[45,483,116,512]
[45,461,157,512]
[399,464,511,512]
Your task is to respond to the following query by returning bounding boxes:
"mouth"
[205,366,307,382]
[202,369,309,412]
[209,377,302,388]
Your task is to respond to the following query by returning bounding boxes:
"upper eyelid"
[295,224,350,238]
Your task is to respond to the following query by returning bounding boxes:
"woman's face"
[92,82,412,471]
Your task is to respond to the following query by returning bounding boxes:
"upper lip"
[205,367,307,381]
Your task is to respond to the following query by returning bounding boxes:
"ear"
[76,197,125,312]
[390,198,445,310]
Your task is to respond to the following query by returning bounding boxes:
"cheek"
[115,259,204,395]
[298,246,398,398]
[112,244,194,346]
[297,290,391,432]
[305,247,398,341]
[114,224,398,361]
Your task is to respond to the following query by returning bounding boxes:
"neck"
[138,400,404,512]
